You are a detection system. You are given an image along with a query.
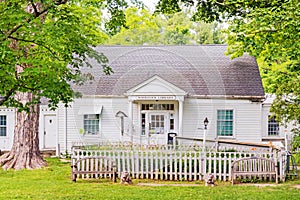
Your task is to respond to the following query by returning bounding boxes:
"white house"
[0,45,292,154]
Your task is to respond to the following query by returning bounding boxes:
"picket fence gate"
[71,147,286,182]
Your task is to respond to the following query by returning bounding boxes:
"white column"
[203,128,207,153]
[284,129,288,151]
[178,99,183,137]
[128,99,133,143]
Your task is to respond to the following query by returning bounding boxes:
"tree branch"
[0,87,17,106]
[3,0,68,41]
[261,67,300,76]
[55,0,68,5]
[29,0,40,17]
[7,35,63,61]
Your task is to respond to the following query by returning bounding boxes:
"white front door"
[44,115,57,149]
[148,112,168,144]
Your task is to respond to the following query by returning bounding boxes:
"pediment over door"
[126,75,186,100]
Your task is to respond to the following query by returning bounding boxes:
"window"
[141,113,146,136]
[0,115,6,136]
[217,110,233,136]
[141,104,174,111]
[268,116,279,136]
[83,114,100,135]
[150,114,165,134]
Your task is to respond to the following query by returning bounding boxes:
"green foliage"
[291,128,300,152]
[155,0,181,14]
[163,12,192,45]
[104,0,128,36]
[193,21,226,44]
[0,0,112,110]
[106,7,226,45]
[103,0,146,36]
[293,152,300,165]
[155,0,194,15]
[106,7,163,45]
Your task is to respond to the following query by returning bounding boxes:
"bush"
[291,128,300,151]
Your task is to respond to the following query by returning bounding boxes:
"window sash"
[217,110,233,136]
[268,116,279,136]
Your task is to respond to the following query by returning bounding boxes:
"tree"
[162,12,192,45]
[104,0,128,36]
[106,6,225,45]
[106,7,164,45]
[103,0,146,36]
[193,21,226,44]
[0,0,112,170]
[156,0,300,149]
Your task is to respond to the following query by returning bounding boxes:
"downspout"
[260,101,263,142]
[56,110,60,157]
[178,98,184,138]
[65,107,68,154]
[129,100,133,143]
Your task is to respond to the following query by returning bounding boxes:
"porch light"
[204,117,209,130]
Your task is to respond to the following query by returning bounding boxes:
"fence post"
[215,139,219,152]
[202,151,207,180]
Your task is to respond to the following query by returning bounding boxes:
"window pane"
[141,113,146,135]
[170,104,174,110]
[170,118,174,130]
[0,127,6,136]
[0,115,6,126]
[0,116,7,136]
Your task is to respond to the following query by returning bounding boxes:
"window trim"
[83,114,101,135]
[0,115,7,137]
[267,115,279,136]
[216,109,234,138]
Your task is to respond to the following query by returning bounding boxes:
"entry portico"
[126,75,186,145]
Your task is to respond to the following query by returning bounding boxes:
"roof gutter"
[190,95,265,101]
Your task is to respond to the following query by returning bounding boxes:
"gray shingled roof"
[73,45,265,99]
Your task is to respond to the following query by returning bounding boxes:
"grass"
[0,158,299,200]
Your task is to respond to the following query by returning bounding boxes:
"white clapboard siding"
[72,147,286,182]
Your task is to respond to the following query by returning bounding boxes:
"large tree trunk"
[0,92,47,170]
[0,3,49,170]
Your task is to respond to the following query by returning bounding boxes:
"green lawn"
[0,158,299,200]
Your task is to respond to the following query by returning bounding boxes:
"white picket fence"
[71,144,287,182]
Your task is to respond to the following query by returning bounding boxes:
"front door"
[44,115,57,149]
[148,112,167,144]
